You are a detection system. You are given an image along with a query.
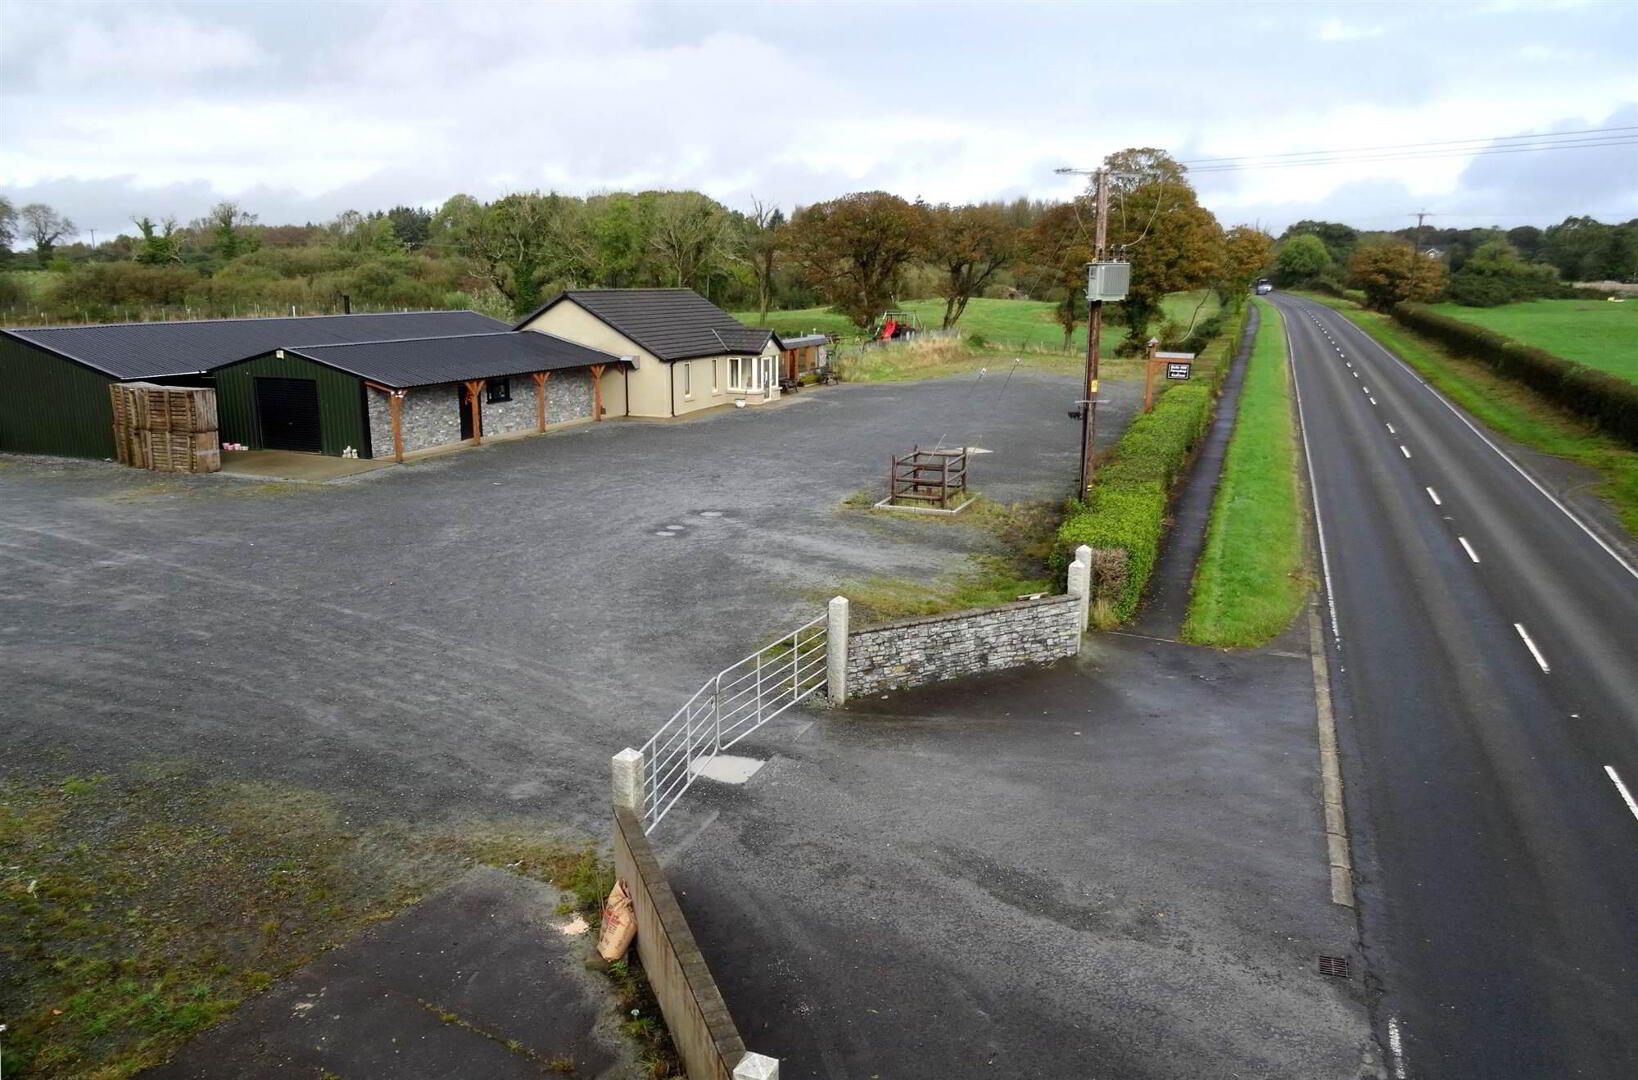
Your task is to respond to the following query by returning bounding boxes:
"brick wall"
[847,595,1081,696]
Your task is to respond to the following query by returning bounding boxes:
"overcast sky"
[2,0,1635,243]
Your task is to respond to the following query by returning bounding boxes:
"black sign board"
[1166,362,1192,381]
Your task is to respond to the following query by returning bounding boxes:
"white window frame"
[712,357,721,394]
[682,361,692,400]
[728,355,753,393]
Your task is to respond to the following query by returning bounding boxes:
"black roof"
[516,288,774,362]
[264,331,622,389]
[2,310,509,381]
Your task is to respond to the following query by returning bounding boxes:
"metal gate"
[640,613,827,831]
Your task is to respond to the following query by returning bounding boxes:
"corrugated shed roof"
[2,310,510,380]
[777,333,829,348]
[282,331,622,389]
[517,288,773,362]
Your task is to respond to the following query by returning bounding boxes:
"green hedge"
[1389,302,1638,448]
[1052,301,1253,622]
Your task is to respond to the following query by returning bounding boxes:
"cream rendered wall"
[520,302,655,418]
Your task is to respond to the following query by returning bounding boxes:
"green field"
[1183,298,1307,647]
[1427,298,1638,383]
[735,291,1222,356]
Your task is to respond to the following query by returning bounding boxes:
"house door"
[254,376,322,452]
[761,355,777,397]
[458,386,475,440]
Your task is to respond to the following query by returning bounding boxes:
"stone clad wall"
[847,595,1081,696]
[364,371,601,459]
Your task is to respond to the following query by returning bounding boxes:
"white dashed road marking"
[1514,623,1551,674]
[1426,487,1440,505]
[1606,766,1638,823]
[1459,536,1480,563]
[1400,445,1411,458]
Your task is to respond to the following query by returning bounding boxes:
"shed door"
[255,376,322,452]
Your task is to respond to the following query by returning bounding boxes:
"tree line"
[0,153,1272,350]
[1269,215,1638,309]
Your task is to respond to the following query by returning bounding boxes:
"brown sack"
[596,880,636,962]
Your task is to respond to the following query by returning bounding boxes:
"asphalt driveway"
[2,370,1104,833]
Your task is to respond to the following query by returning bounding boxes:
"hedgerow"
[1389,302,1638,448]
[1052,301,1253,623]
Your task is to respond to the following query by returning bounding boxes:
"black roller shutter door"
[255,376,322,452]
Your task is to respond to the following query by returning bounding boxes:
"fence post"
[826,596,849,705]
[734,1052,780,1079]
[612,748,645,814]
[1069,545,1093,635]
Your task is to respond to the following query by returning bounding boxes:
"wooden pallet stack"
[110,382,221,473]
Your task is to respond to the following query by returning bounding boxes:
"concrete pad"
[219,448,390,481]
[145,867,639,1080]
[691,754,766,784]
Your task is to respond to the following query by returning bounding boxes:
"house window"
[728,356,754,392]
[486,379,511,404]
[712,358,720,393]
[683,362,692,399]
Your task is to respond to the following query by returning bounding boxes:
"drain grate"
[1318,955,1351,979]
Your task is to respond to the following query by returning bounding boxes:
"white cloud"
[0,0,1633,239]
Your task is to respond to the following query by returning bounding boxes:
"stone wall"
[480,376,538,437]
[846,595,1082,696]
[544,369,596,424]
[363,371,601,459]
[366,384,463,457]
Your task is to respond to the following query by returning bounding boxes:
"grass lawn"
[1426,298,1638,383]
[1301,294,1638,537]
[735,291,1222,357]
[1183,298,1307,647]
[0,766,647,1079]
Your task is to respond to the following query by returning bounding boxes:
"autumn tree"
[1273,234,1332,286]
[1349,242,1446,309]
[922,202,1021,328]
[21,202,76,265]
[1025,200,1094,349]
[1100,149,1221,349]
[743,198,785,324]
[1216,224,1274,305]
[786,191,921,328]
[648,191,737,293]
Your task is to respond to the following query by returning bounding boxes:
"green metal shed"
[0,311,508,460]
[0,333,123,459]
[213,351,372,457]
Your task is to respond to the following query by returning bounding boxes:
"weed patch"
[0,765,653,1079]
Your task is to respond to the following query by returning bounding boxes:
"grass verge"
[1182,298,1307,647]
[1052,303,1252,626]
[0,765,680,1079]
[1297,293,1638,536]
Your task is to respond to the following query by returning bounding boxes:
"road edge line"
[1279,296,1356,908]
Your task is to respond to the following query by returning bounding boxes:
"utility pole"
[1079,168,1109,497]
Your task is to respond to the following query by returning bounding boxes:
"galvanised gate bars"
[635,612,829,832]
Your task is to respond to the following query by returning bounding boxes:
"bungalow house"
[515,288,783,418]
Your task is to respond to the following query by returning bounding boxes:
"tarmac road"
[1271,292,1638,1079]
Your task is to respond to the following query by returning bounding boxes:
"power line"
[1187,136,1638,173]
[1178,126,1638,166]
